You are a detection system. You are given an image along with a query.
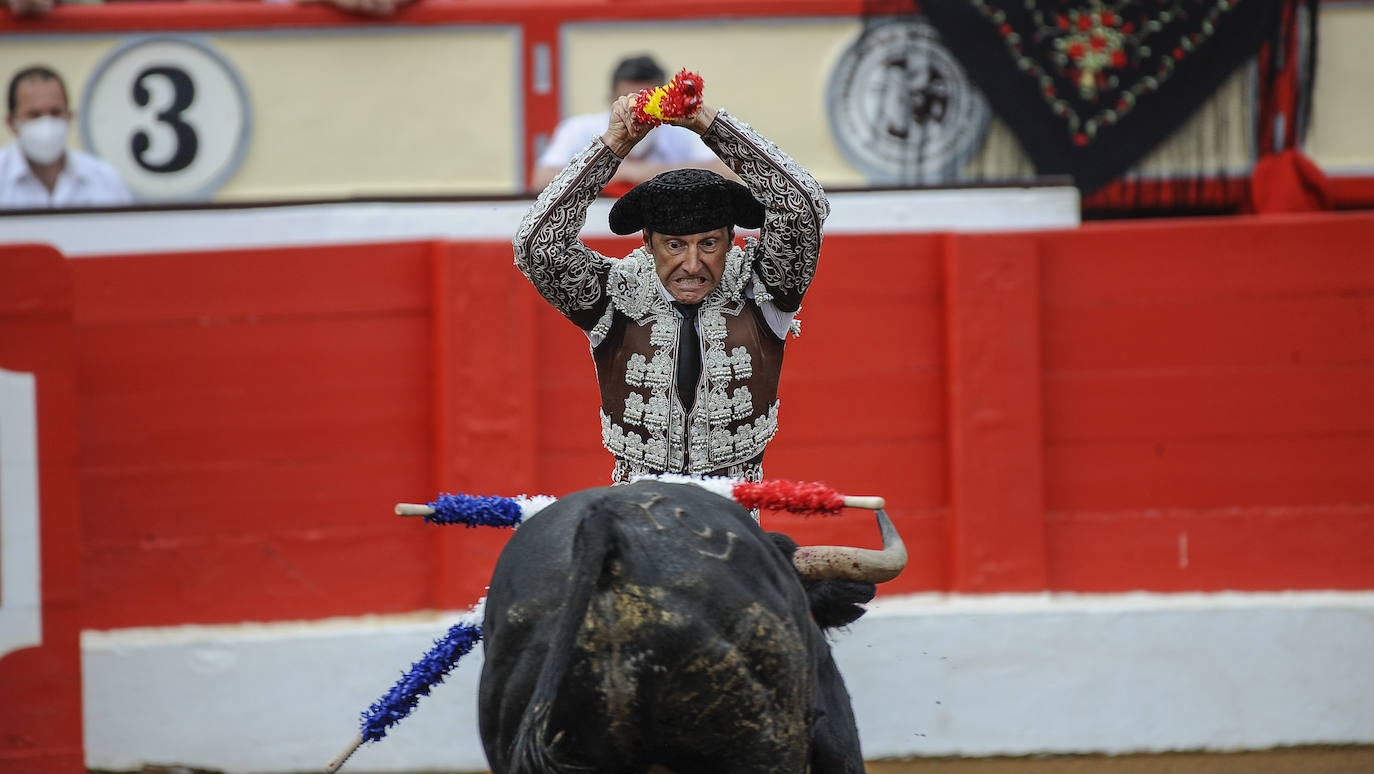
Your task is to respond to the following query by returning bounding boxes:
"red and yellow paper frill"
[632,69,705,126]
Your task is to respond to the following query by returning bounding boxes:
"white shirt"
[0,141,134,209]
[537,111,719,168]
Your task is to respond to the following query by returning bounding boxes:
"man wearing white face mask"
[1,65,132,209]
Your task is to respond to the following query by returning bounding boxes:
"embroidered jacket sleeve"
[512,138,622,330]
[699,110,830,313]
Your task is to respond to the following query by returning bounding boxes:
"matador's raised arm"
[699,110,830,313]
[513,109,830,325]
[512,138,621,330]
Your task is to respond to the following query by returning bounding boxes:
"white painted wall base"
[2,187,1080,260]
[0,369,42,661]
[82,591,1374,773]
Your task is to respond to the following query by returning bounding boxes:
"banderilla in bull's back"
[325,476,905,774]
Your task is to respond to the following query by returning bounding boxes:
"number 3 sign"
[80,36,252,201]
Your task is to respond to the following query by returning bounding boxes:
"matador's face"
[646,227,732,305]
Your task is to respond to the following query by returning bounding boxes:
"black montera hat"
[608,168,765,236]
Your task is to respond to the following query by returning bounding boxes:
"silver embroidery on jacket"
[597,247,779,475]
[514,112,828,481]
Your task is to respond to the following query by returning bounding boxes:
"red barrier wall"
[38,211,1374,629]
[0,246,84,774]
[1039,214,1374,591]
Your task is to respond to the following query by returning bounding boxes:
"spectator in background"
[1,0,53,16]
[530,54,733,193]
[2,65,133,208]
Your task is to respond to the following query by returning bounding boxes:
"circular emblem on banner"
[80,36,252,201]
[826,18,989,184]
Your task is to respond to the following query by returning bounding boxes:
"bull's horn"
[792,509,907,583]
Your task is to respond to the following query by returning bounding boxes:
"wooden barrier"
[19,210,1362,632]
[0,246,84,773]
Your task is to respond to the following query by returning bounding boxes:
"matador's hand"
[602,94,652,159]
[667,104,718,136]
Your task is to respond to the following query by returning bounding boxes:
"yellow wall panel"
[210,30,520,200]
[3,4,1367,203]
[1,28,520,201]
[1308,6,1374,172]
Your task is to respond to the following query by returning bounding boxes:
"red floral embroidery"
[975,0,1238,147]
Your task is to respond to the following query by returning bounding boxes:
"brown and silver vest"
[590,245,789,482]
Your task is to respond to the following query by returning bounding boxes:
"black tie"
[673,302,702,412]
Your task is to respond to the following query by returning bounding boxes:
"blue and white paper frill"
[422,493,558,528]
[357,597,487,743]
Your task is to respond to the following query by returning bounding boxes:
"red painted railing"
[1,211,1363,630]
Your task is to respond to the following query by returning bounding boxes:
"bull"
[478,479,907,774]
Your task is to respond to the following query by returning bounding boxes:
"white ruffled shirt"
[0,141,133,209]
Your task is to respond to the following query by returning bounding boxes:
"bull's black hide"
[478,480,866,774]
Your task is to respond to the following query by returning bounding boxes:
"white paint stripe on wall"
[83,612,490,774]
[0,368,43,660]
[1,186,1080,259]
[843,592,1374,757]
[81,591,1374,773]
